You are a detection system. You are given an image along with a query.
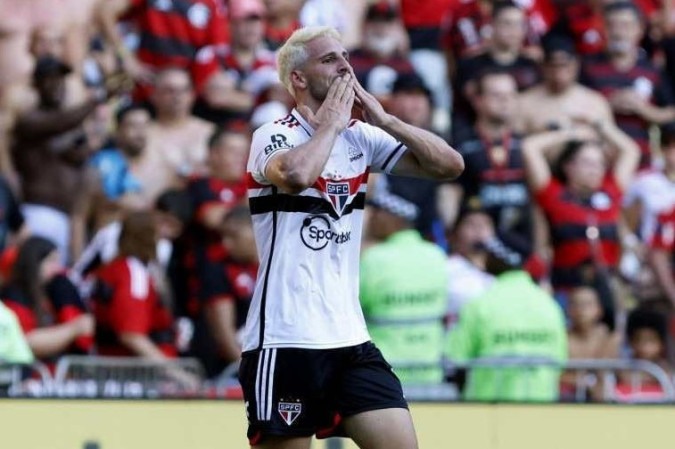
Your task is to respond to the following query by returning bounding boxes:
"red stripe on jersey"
[246,172,268,189]
[312,167,371,194]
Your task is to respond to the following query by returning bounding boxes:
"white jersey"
[242,109,407,351]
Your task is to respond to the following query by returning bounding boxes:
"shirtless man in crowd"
[518,34,614,134]
[11,56,116,263]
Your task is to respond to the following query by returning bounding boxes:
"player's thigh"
[254,436,312,449]
[343,408,418,449]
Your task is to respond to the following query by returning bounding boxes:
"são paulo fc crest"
[326,181,350,215]
[278,401,302,426]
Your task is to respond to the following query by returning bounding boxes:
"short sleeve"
[198,259,234,304]
[0,304,34,363]
[248,123,301,184]
[356,122,407,174]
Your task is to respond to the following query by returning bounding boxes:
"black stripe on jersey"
[249,192,366,220]
[382,143,405,172]
[257,186,279,350]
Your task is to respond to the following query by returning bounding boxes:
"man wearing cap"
[518,33,614,135]
[11,56,113,263]
[446,235,567,402]
[360,178,448,385]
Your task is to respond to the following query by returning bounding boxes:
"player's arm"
[351,74,464,181]
[265,75,355,194]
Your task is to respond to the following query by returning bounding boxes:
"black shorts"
[238,341,408,445]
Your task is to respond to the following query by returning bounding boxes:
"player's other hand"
[298,74,354,131]
[350,69,392,128]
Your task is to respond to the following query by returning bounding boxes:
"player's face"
[299,36,351,102]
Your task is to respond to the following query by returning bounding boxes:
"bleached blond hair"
[276,26,342,97]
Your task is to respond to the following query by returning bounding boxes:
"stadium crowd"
[1,0,675,402]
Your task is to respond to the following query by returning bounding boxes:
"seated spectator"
[580,1,675,169]
[89,104,150,228]
[647,202,675,309]
[445,201,496,329]
[197,0,283,125]
[615,307,672,401]
[92,211,176,358]
[263,0,303,50]
[136,68,214,205]
[1,236,94,361]
[97,0,228,100]
[0,300,34,364]
[446,235,567,402]
[189,206,258,379]
[349,1,416,98]
[449,70,534,242]
[518,33,614,135]
[453,0,541,140]
[522,120,640,326]
[360,178,448,385]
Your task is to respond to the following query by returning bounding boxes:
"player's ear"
[291,70,307,92]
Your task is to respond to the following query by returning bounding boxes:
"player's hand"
[297,74,354,131]
[350,69,392,128]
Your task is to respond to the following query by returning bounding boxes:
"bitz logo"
[326,181,350,215]
[300,215,351,251]
[278,401,302,426]
[264,134,293,155]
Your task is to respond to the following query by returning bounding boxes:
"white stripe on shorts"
[255,350,264,420]
[265,349,277,420]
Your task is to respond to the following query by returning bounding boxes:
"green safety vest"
[360,230,448,384]
[446,271,567,402]
[0,302,34,364]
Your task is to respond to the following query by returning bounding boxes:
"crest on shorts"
[278,401,302,426]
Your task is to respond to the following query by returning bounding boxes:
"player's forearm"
[380,115,464,179]
[275,122,341,191]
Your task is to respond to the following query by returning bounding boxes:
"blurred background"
[2,0,675,424]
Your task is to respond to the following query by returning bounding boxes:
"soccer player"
[239,26,464,449]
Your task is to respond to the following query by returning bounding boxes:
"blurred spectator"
[92,211,176,358]
[0,175,27,253]
[567,286,621,359]
[12,56,109,263]
[615,306,672,400]
[450,70,533,243]
[0,300,34,364]
[550,0,607,56]
[181,126,249,317]
[89,104,150,229]
[383,72,445,240]
[442,0,555,77]
[97,0,228,99]
[518,33,614,135]
[189,206,257,379]
[648,202,675,308]
[263,0,303,50]
[624,125,675,243]
[197,0,280,125]
[1,236,94,361]
[446,235,567,402]
[299,0,364,49]
[445,201,496,329]
[350,1,416,98]
[561,285,620,400]
[136,68,214,206]
[521,121,640,327]
[360,178,448,384]
[453,1,540,139]
[581,1,675,169]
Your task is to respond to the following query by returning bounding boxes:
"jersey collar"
[291,108,315,135]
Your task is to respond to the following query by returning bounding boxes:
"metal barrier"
[52,356,206,398]
[0,361,54,397]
